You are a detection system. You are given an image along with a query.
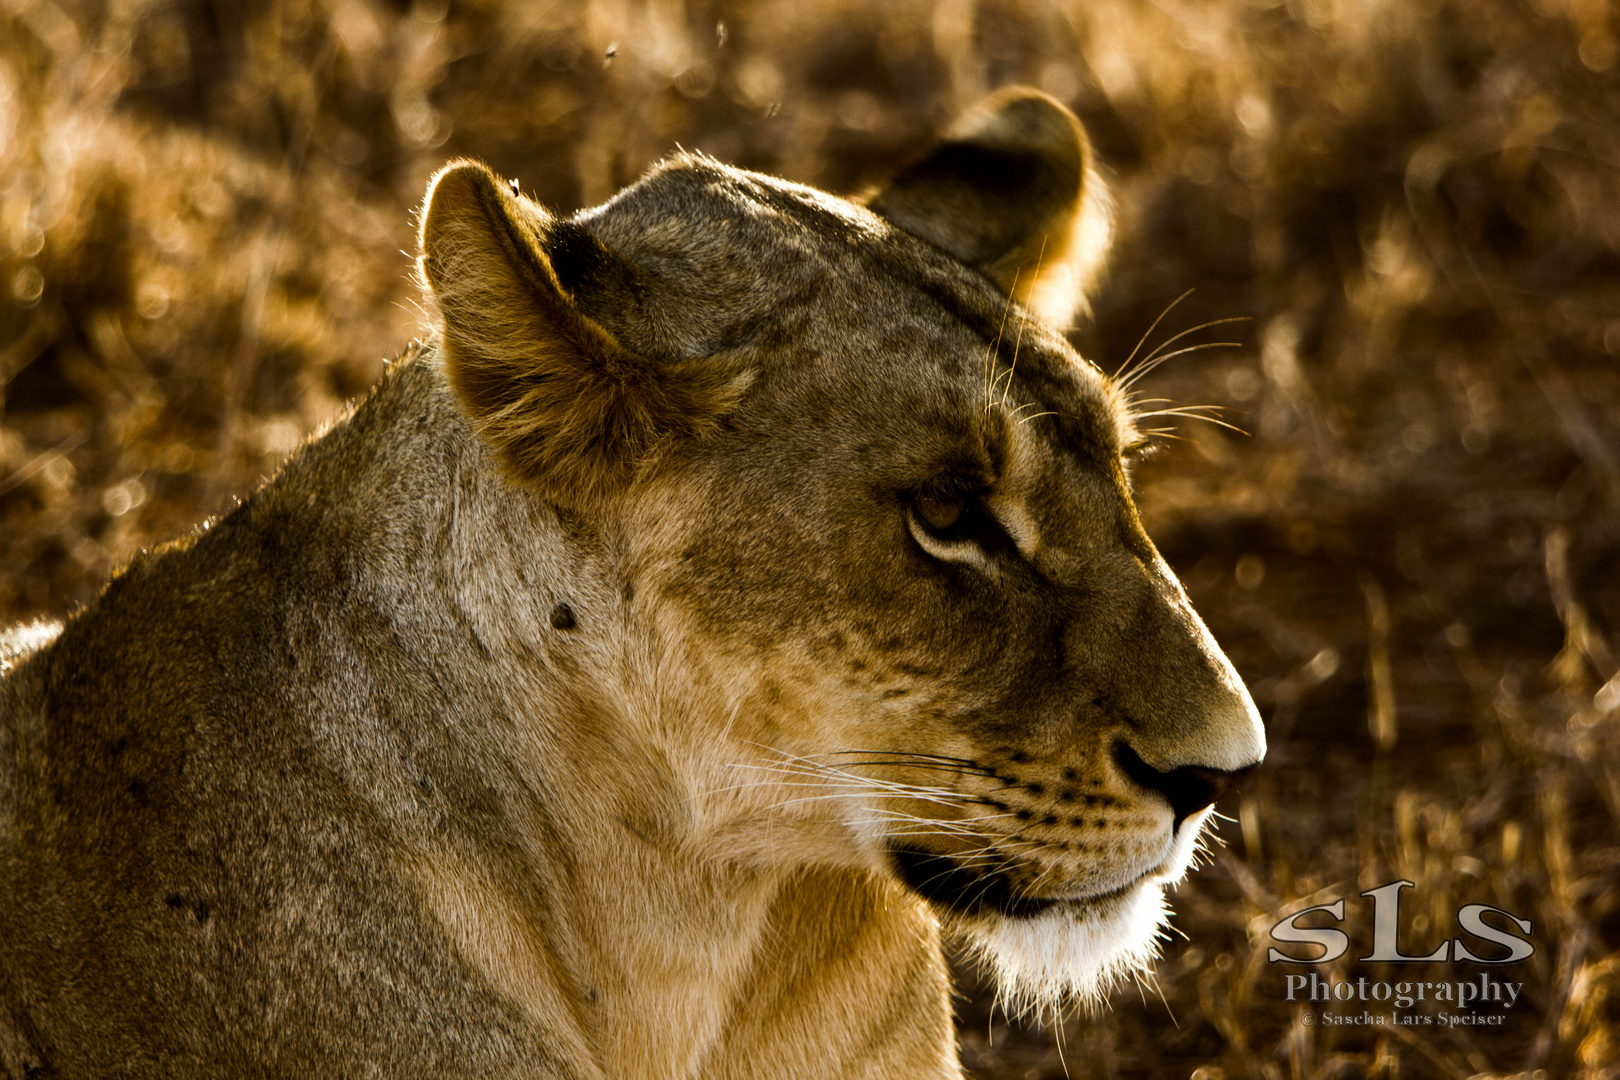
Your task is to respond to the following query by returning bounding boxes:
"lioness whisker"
[988,362,1019,405]
[1132,404,1225,418]
[985,268,1019,417]
[730,765,989,812]
[1116,341,1244,392]
[861,765,987,779]
[747,748,1000,790]
[815,761,999,782]
[864,813,1018,834]
[1130,968,1174,1024]
[737,756,967,789]
[868,806,1017,835]
[825,750,997,772]
[1112,287,1194,380]
[997,238,1047,410]
[858,827,1009,850]
[702,776,882,798]
[745,782,977,812]
[1009,860,1062,906]
[1132,315,1249,369]
[765,790,989,814]
[897,845,1024,897]
[1132,407,1249,436]
[862,828,1019,851]
[857,805,1017,828]
[1004,399,1056,427]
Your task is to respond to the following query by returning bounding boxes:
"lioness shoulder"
[0,89,1262,1079]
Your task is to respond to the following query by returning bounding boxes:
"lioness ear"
[418,161,744,505]
[866,87,1112,326]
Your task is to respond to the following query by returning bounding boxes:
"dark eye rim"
[1121,438,1162,464]
[904,484,1009,555]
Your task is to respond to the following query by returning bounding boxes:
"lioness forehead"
[577,155,1131,466]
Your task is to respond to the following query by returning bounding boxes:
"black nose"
[1112,742,1257,828]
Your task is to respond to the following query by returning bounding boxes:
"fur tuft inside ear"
[418,161,747,505]
[866,88,1112,327]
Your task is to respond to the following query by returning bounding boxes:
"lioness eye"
[906,488,1007,568]
[1121,438,1160,464]
[915,494,964,532]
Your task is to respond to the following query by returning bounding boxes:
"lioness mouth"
[889,845,1074,919]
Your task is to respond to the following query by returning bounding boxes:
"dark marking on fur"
[163,894,211,924]
[888,845,1056,919]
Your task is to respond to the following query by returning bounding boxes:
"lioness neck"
[255,348,958,1079]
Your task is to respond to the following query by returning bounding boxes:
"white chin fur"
[956,810,1216,1018]
[958,881,1169,1021]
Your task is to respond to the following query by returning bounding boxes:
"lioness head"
[418,88,1263,1015]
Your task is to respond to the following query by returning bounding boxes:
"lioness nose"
[1112,742,1256,828]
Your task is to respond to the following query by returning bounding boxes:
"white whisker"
[1117,340,1243,391]
[1134,315,1249,367]
[1112,288,1194,379]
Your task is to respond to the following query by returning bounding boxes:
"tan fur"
[866,87,1113,326]
[408,851,581,1040]
[0,89,1261,1079]
[419,163,753,507]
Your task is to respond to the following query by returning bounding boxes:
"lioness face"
[420,89,1264,1014]
[639,233,1261,1011]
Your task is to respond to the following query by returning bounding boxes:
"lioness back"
[0,365,588,1074]
[0,89,1262,1079]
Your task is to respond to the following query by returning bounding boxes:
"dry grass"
[3,0,1619,1076]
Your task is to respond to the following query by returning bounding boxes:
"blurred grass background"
[2,0,1619,1076]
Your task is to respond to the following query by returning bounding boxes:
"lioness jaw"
[0,88,1263,1078]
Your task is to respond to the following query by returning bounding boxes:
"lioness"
[0,89,1262,1078]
